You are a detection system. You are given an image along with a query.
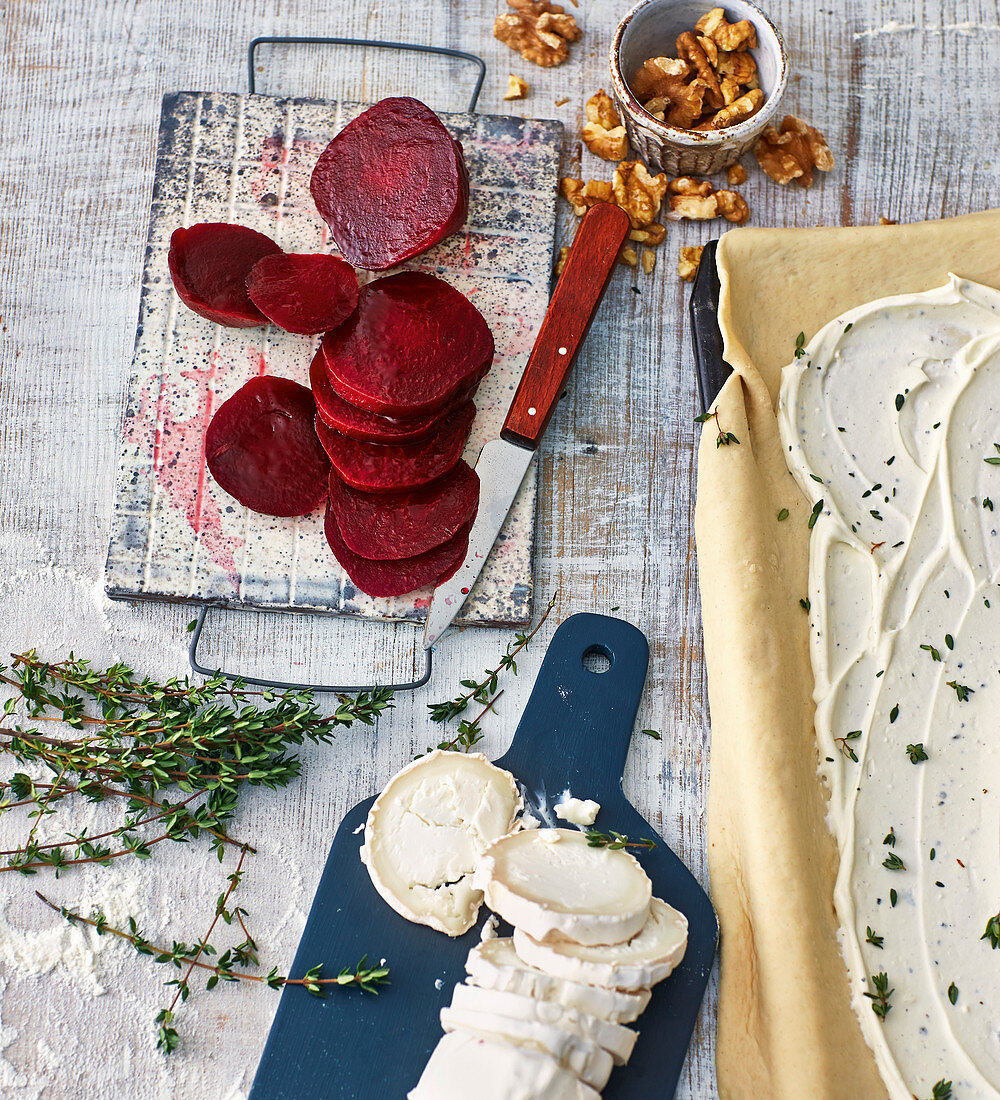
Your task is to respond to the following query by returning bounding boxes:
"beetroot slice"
[325,504,471,598]
[309,349,442,444]
[322,272,494,417]
[245,252,359,335]
[168,223,281,327]
[206,377,330,517]
[329,460,480,560]
[310,97,469,271]
[314,401,476,493]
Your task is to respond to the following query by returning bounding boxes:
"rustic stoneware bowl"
[609,0,787,176]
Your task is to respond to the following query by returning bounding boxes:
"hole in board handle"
[582,644,613,674]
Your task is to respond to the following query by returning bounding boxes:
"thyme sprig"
[585,829,656,851]
[0,651,392,875]
[35,889,389,1055]
[928,1081,953,1100]
[427,594,556,733]
[981,910,1000,949]
[423,692,505,756]
[864,971,893,1020]
[834,730,862,762]
[946,680,974,702]
[694,408,740,447]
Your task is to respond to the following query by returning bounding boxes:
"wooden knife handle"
[501,202,630,449]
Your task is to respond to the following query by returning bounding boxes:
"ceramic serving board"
[249,614,718,1099]
[106,91,563,626]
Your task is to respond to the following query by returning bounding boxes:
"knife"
[422,201,631,649]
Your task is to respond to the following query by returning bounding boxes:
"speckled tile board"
[106,91,562,625]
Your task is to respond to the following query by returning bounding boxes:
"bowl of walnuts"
[610,0,787,175]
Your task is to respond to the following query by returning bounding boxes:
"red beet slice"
[310,97,469,271]
[206,377,330,517]
[245,252,359,335]
[309,349,441,444]
[314,401,476,493]
[322,272,494,417]
[329,460,479,560]
[325,504,471,598]
[168,223,281,327]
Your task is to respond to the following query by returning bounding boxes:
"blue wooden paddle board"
[250,613,717,1098]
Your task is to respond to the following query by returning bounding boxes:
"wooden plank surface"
[0,1,998,1097]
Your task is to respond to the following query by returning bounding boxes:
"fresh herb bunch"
[424,594,557,754]
[0,650,394,1053]
[0,651,392,874]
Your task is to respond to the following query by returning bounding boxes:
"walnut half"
[754,114,834,187]
[494,0,581,68]
[582,90,628,161]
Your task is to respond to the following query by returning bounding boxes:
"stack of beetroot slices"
[167,97,493,599]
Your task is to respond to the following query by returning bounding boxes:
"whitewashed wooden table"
[0,1,997,1096]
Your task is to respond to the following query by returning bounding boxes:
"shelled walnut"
[754,115,834,187]
[582,90,628,161]
[678,245,704,281]
[494,0,581,68]
[665,176,749,224]
[559,159,669,271]
[629,7,762,132]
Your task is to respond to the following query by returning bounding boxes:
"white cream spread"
[778,275,1000,1099]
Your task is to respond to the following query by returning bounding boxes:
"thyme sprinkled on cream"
[946,680,974,702]
[834,730,862,762]
[864,971,893,1020]
[981,911,1000,949]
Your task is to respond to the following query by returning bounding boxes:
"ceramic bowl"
[609,0,787,176]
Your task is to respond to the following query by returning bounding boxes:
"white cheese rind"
[449,982,638,1064]
[513,897,688,991]
[440,1006,614,1090]
[360,750,522,937]
[475,828,652,946]
[466,937,651,1024]
[407,1031,600,1100]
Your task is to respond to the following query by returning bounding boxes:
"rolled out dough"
[694,210,1000,1099]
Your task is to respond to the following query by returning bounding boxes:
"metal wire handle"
[187,605,433,693]
[247,36,486,113]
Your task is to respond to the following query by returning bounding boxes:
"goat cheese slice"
[448,982,638,1065]
[513,897,688,991]
[466,937,651,1024]
[360,750,522,936]
[475,828,652,946]
[440,1006,614,1090]
[407,1032,600,1100]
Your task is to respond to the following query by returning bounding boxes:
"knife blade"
[422,201,631,649]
